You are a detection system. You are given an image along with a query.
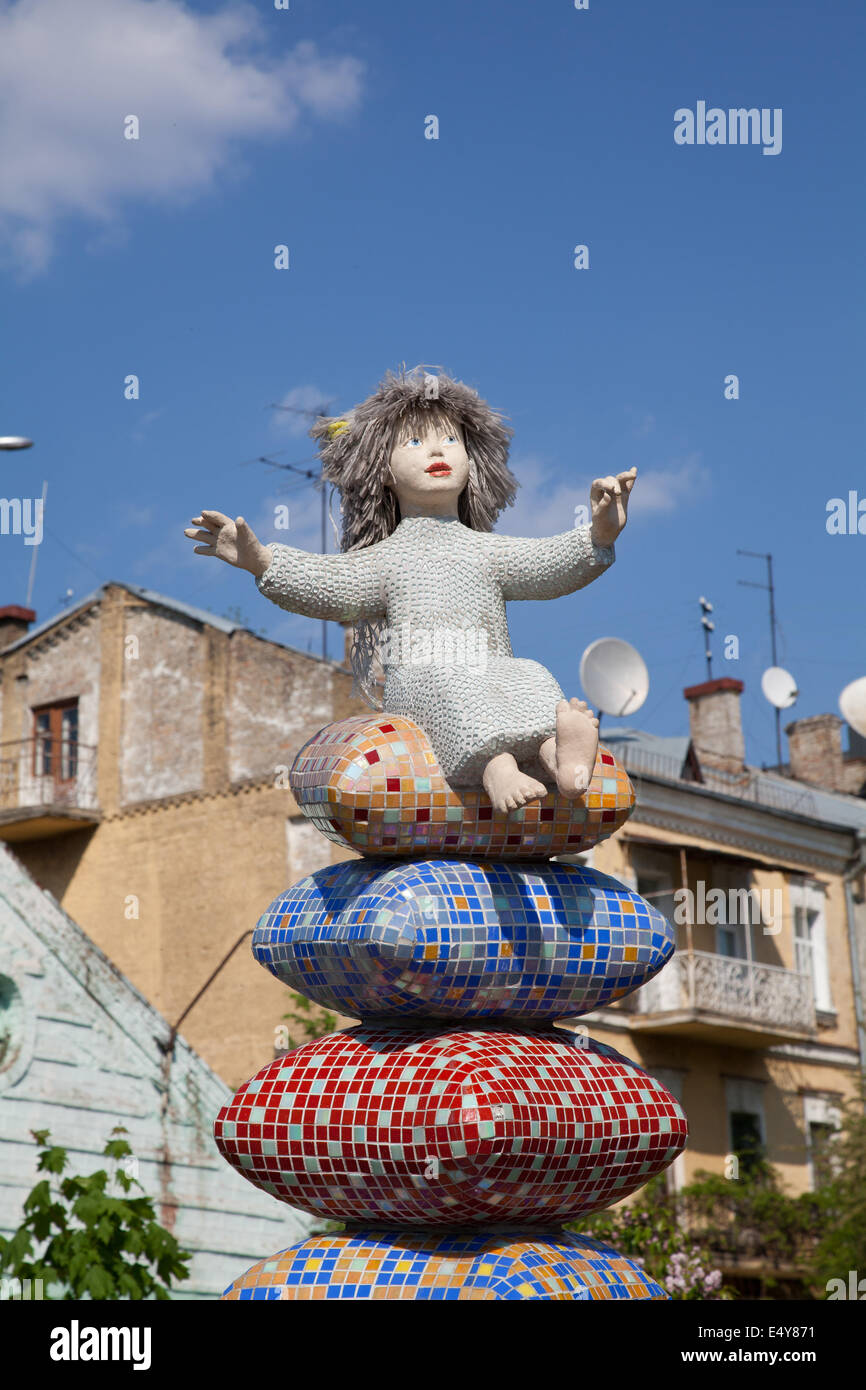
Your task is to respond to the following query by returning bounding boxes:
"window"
[729,1112,764,1174]
[651,1067,687,1192]
[715,869,755,959]
[808,1123,835,1186]
[630,846,677,923]
[790,881,832,1012]
[717,918,746,959]
[0,974,22,1075]
[803,1094,841,1190]
[32,701,79,782]
[725,1077,766,1175]
[636,871,676,923]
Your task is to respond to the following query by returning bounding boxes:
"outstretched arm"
[184,511,385,623]
[489,469,636,600]
[489,468,636,601]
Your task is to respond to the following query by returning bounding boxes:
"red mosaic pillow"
[289,715,634,859]
[215,1025,687,1226]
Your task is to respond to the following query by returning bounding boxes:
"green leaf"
[0,1128,191,1300]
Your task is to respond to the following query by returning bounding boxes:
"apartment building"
[578,678,866,1228]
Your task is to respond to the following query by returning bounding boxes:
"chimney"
[0,605,35,652]
[683,677,745,776]
[785,713,845,790]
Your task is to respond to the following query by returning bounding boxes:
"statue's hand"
[184,511,272,578]
[589,468,637,547]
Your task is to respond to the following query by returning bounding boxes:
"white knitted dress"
[256,516,614,786]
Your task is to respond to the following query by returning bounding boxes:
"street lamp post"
[0,435,41,607]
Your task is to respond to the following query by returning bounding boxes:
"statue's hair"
[310,365,518,707]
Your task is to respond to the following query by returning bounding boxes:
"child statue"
[185,367,635,814]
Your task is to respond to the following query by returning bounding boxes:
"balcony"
[624,949,816,1047]
[0,738,100,841]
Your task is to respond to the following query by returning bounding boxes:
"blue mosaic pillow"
[253,859,673,1020]
[222,1228,667,1301]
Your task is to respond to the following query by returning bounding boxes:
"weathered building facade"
[0,586,368,1089]
[578,680,866,1250]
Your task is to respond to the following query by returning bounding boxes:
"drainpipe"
[843,829,866,1104]
[160,929,253,1057]
[680,847,694,1009]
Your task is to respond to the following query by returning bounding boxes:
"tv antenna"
[579,638,650,733]
[698,596,715,678]
[737,549,793,769]
[251,397,336,661]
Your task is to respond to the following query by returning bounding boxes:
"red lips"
[426,462,451,475]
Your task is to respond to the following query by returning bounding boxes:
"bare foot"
[482,752,548,814]
[538,698,599,798]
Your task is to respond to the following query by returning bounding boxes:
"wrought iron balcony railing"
[0,738,98,813]
[628,949,816,1035]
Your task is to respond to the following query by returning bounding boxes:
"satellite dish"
[580,638,649,718]
[0,437,33,450]
[761,666,798,710]
[840,677,866,739]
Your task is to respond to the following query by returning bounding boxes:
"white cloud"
[117,501,157,527]
[0,0,363,273]
[629,454,710,514]
[502,455,587,538]
[500,452,710,536]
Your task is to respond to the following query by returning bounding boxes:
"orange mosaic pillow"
[289,715,634,859]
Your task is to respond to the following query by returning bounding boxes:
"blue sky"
[0,0,863,767]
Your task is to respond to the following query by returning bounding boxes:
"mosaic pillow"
[215,1025,687,1226]
[289,715,634,859]
[253,859,673,1021]
[222,1228,667,1301]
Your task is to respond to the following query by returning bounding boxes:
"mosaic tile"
[214,1024,687,1226]
[222,1228,667,1300]
[254,859,673,1021]
[289,715,634,859]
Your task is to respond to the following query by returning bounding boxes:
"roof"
[601,726,692,769]
[0,580,340,662]
[603,726,866,836]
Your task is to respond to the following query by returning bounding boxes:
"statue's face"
[387,419,470,515]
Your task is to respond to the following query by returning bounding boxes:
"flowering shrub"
[664,1246,725,1300]
[568,1175,731,1300]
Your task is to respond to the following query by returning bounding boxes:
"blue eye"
[444,434,457,444]
[405,437,422,447]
